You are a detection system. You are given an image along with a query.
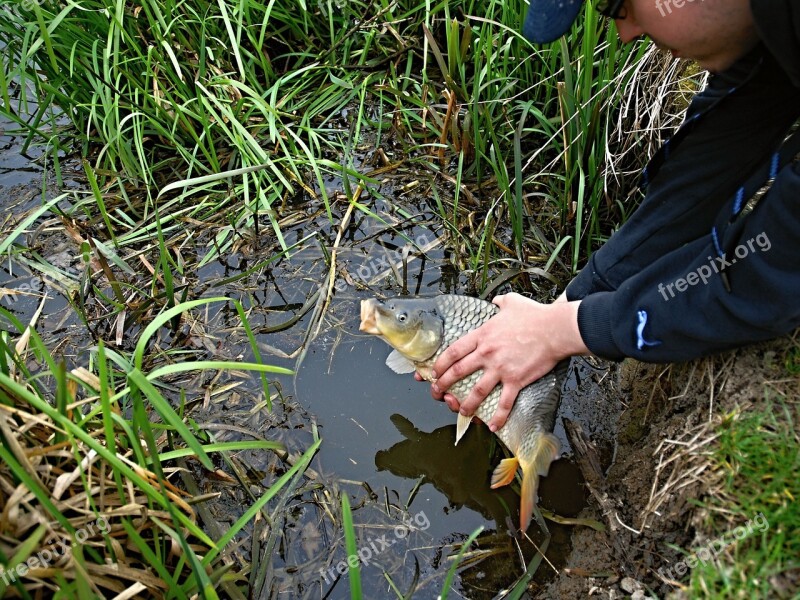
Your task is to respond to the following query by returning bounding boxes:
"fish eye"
[397,312,407,322]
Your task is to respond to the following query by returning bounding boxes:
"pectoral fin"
[386,350,416,374]
[388,414,421,441]
[490,457,519,488]
[455,412,472,445]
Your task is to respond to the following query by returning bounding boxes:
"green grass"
[340,490,488,600]
[0,0,663,284]
[685,397,800,598]
[0,300,314,598]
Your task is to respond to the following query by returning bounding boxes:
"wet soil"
[540,338,799,600]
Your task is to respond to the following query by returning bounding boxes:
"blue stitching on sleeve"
[636,310,661,350]
[711,226,724,257]
[732,187,745,215]
[769,152,780,180]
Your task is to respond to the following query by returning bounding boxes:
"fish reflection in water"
[375,413,527,527]
[374,413,588,595]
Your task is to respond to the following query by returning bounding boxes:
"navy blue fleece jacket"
[565,0,800,362]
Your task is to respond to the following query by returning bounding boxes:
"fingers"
[492,293,508,308]
[443,393,460,413]
[458,372,500,418]
[432,351,485,402]
[432,344,495,415]
[488,383,520,432]
[429,390,460,413]
[414,370,446,402]
[491,292,521,308]
[433,330,478,392]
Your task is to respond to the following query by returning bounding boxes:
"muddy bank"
[541,335,799,599]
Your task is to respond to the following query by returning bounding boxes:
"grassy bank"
[684,393,799,598]
[678,341,800,598]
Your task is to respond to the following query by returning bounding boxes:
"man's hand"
[425,292,589,431]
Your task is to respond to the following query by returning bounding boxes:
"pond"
[0,112,620,599]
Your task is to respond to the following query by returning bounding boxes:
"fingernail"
[431,370,437,379]
[432,384,440,393]
[459,408,468,416]
[489,424,497,432]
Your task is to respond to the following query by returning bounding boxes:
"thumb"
[492,294,508,308]
[493,292,522,308]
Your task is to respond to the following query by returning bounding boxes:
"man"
[423,0,800,431]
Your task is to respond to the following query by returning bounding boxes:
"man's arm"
[576,160,800,362]
[430,161,800,429]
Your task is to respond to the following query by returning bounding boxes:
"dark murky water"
[0,122,42,189]
[0,113,620,599]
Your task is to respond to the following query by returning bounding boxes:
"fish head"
[359,297,444,362]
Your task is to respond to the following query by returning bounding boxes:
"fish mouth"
[359,299,382,334]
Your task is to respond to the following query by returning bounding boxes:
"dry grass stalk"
[0,366,211,599]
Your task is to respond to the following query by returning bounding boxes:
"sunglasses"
[595,0,627,20]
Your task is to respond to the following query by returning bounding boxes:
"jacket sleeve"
[569,160,800,362]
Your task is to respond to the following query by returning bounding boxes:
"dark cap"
[523,0,584,44]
